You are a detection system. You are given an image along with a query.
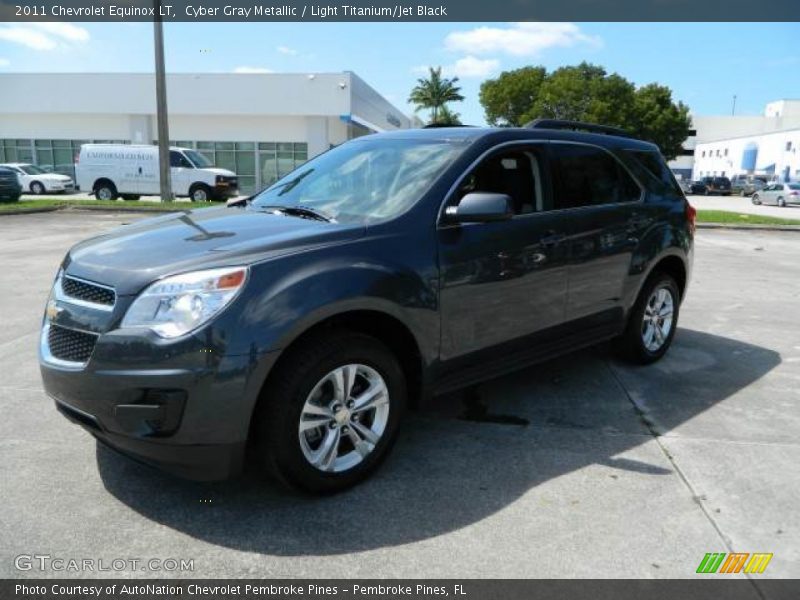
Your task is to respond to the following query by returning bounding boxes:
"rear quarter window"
[625,149,684,197]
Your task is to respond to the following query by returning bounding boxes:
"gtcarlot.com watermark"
[14,554,194,573]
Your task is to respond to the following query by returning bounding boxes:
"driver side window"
[454,147,545,216]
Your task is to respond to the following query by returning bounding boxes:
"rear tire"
[778,197,786,207]
[615,272,680,365]
[752,194,761,205]
[253,331,406,493]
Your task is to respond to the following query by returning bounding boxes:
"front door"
[438,144,570,362]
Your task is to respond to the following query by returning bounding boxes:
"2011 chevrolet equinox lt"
[40,121,694,493]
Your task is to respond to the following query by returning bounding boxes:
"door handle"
[540,233,566,247]
[138,167,142,174]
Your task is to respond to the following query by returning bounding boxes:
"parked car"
[75,144,239,202]
[0,162,74,195]
[700,176,732,195]
[730,175,766,197]
[40,121,694,493]
[683,180,708,195]
[0,166,22,201]
[752,182,800,207]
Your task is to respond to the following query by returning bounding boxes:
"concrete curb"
[0,206,61,215]
[698,223,800,232]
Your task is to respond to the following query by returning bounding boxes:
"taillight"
[686,201,697,235]
[790,191,799,197]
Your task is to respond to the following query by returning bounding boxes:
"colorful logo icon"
[696,552,773,574]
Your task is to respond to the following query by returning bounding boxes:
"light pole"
[153,0,173,202]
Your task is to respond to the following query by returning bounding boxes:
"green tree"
[478,62,692,160]
[532,62,636,126]
[479,66,546,127]
[408,67,465,124]
[630,83,692,161]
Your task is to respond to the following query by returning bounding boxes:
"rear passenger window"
[550,143,640,210]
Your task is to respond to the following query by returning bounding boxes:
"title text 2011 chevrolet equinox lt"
[40,121,694,493]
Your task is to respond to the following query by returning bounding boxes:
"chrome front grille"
[61,275,116,308]
[47,324,98,363]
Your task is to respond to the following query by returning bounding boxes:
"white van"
[75,144,239,202]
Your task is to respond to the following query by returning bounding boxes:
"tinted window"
[550,143,640,209]
[169,151,192,168]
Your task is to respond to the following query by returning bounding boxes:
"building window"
[701,151,706,158]
[724,148,728,157]
[787,141,793,151]
[258,142,308,189]
[0,139,34,164]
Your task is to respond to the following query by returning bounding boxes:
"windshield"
[184,150,214,169]
[19,165,48,175]
[250,138,464,223]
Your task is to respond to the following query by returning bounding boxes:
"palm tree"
[408,67,465,124]
[434,104,463,126]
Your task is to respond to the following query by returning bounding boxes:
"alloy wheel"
[298,364,390,473]
[641,286,674,352]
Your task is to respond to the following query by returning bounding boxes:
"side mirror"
[446,192,514,223]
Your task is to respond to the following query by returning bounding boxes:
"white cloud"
[31,23,90,43]
[0,23,90,51]
[411,56,500,79]
[276,45,298,56]
[233,66,274,74]
[450,56,500,78]
[0,58,9,67]
[444,22,601,57]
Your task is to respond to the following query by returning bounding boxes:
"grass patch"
[696,210,800,226]
[0,198,194,213]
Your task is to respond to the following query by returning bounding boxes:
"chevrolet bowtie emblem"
[45,300,62,321]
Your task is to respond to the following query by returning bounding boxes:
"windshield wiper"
[259,204,335,223]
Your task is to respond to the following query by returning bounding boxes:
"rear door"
[547,142,644,325]
[438,143,571,362]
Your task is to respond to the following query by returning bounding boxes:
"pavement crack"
[604,359,768,600]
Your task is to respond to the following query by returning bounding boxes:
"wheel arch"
[256,308,426,413]
[92,177,116,192]
[644,253,688,302]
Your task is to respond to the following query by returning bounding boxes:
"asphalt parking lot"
[1,211,798,584]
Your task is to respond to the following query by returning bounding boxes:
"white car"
[75,144,239,202]
[751,182,800,207]
[0,163,75,195]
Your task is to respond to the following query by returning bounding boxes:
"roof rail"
[524,119,634,138]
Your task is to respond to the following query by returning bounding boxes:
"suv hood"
[63,206,365,295]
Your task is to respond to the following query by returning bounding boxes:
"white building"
[0,72,412,193]
[670,99,800,181]
[693,128,800,183]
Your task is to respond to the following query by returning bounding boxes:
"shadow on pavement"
[97,328,779,556]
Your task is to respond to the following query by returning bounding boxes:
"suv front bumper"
[40,339,279,481]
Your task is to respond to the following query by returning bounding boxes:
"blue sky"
[0,22,798,125]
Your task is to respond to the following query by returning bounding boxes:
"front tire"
[94,182,118,201]
[253,331,406,493]
[752,194,761,205]
[30,181,46,195]
[189,184,213,202]
[616,273,680,365]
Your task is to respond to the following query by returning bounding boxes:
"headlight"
[121,266,248,338]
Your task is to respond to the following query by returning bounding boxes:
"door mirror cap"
[446,192,514,223]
